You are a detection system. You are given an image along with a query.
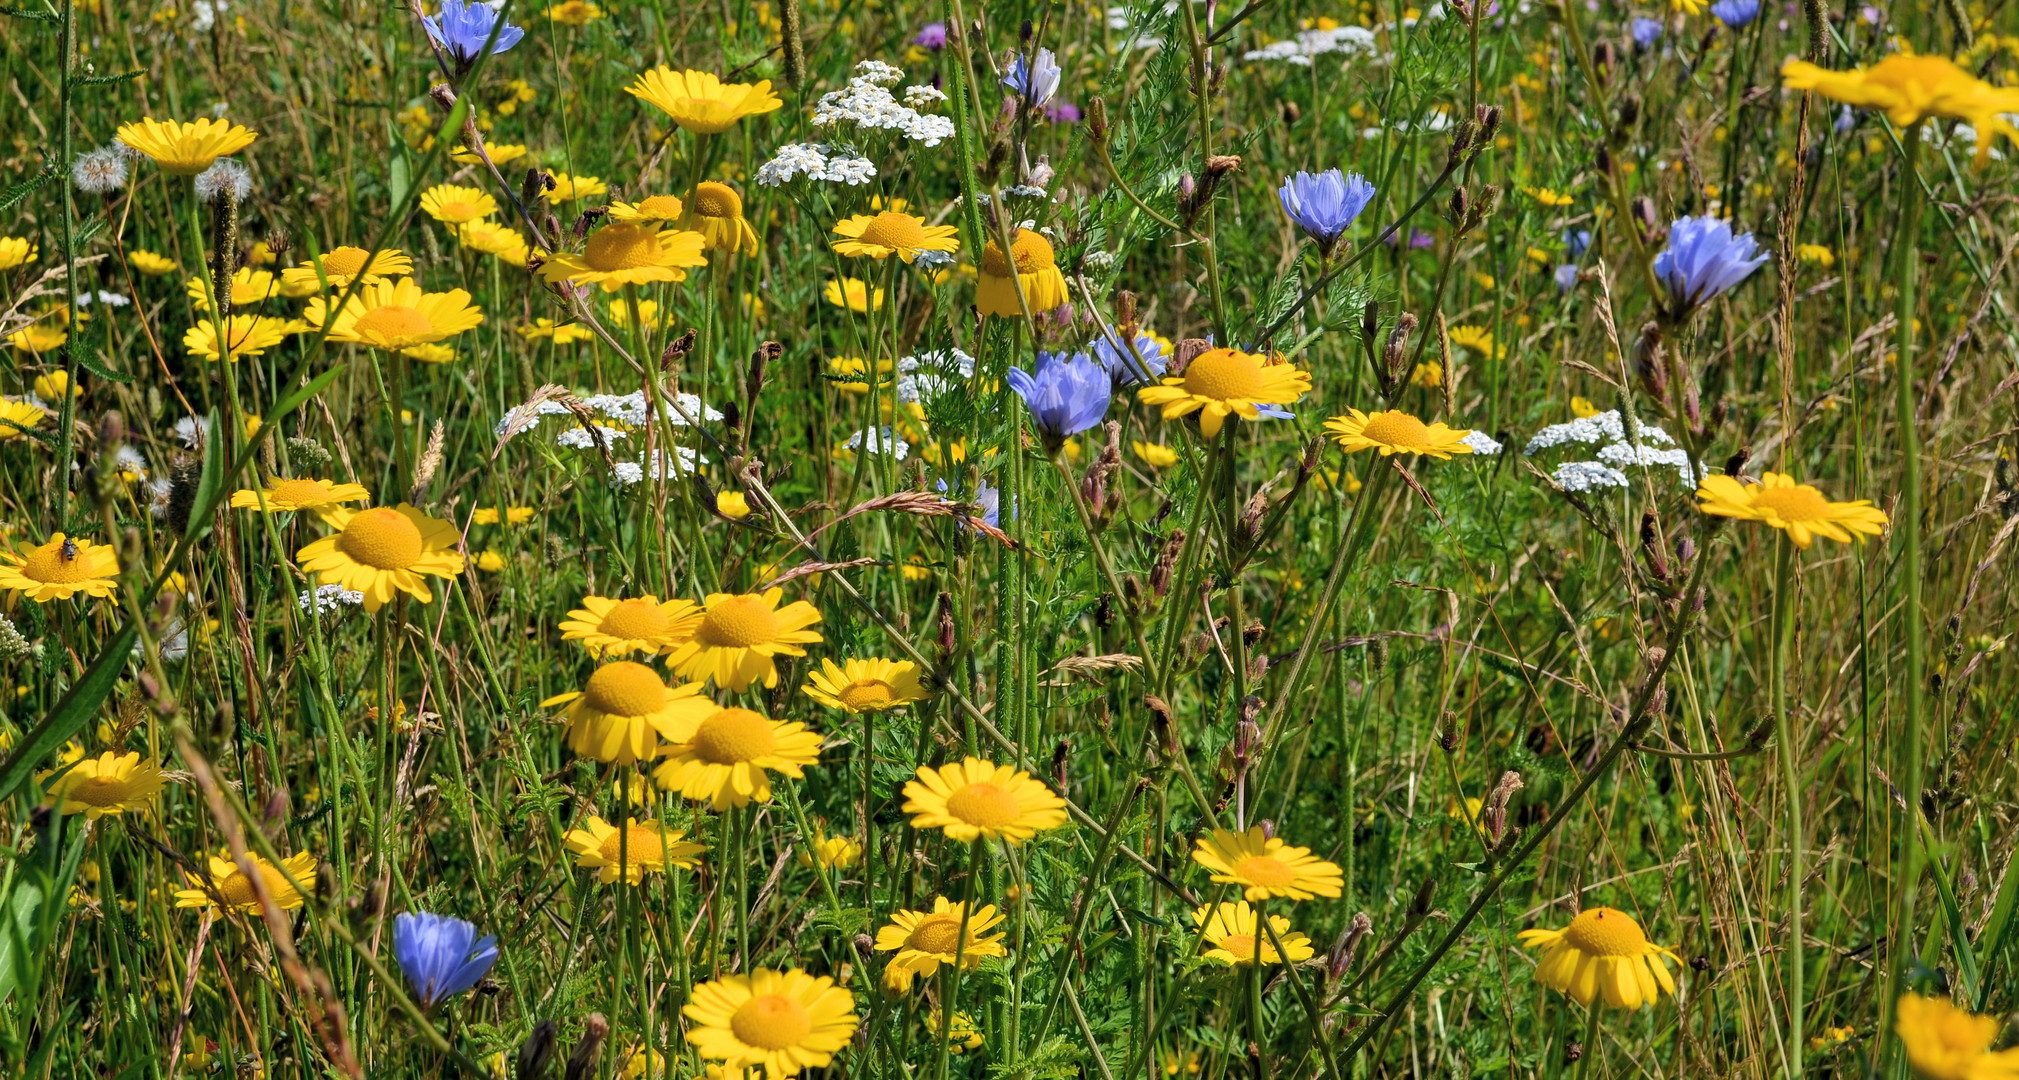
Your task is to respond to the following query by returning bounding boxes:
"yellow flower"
[518,319,597,344]
[544,172,608,202]
[474,550,507,572]
[715,491,752,519]
[1163,1050,1203,1075]
[182,314,292,362]
[228,477,370,513]
[471,505,535,526]
[452,142,528,166]
[1191,826,1343,901]
[651,705,823,809]
[824,277,885,313]
[802,657,929,713]
[1783,55,2019,163]
[1516,906,1680,1009]
[683,969,858,1077]
[173,850,317,914]
[303,278,485,350]
[795,831,862,870]
[0,399,44,440]
[1895,994,2019,1080]
[403,343,459,364]
[562,816,703,884]
[546,0,603,22]
[1809,1026,1856,1052]
[1671,0,1704,12]
[609,194,685,224]
[295,504,467,611]
[1523,185,1574,207]
[901,757,1069,844]
[7,324,64,357]
[615,1043,666,1080]
[1795,243,1835,267]
[128,249,177,276]
[280,247,413,292]
[685,182,760,256]
[626,68,784,134]
[1324,408,1476,459]
[831,211,960,263]
[1570,396,1600,418]
[539,223,708,292]
[930,1009,984,1053]
[1446,324,1496,356]
[186,267,280,312]
[1136,348,1312,439]
[42,751,168,818]
[495,78,537,116]
[1694,471,1888,549]
[0,533,121,602]
[1133,440,1179,468]
[115,117,258,175]
[664,589,825,691]
[1410,361,1444,388]
[420,183,500,224]
[976,229,1067,317]
[1193,901,1314,966]
[0,236,35,270]
[559,595,704,659]
[455,221,527,256]
[540,660,715,764]
[607,299,659,331]
[33,370,73,402]
[874,897,1008,990]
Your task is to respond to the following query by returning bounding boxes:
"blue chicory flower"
[1003,48,1062,108]
[1653,215,1770,310]
[394,912,499,1010]
[1833,105,1855,135]
[1630,17,1663,49]
[936,479,1008,529]
[1554,263,1580,292]
[1090,331,1168,388]
[423,0,525,67]
[1708,0,1759,26]
[1277,169,1378,253]
[1562,228,1591,259]
[1006,351,1111,448]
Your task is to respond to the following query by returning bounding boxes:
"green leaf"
[0,880,44,1005]
[266,366,344,422]
[71,345,133,384]
[0,165,59,213]
[0,624,138,805]
[77,67,145,86]
[182,409,225,548]
[1921,817,1980,1004]
[0,2,57,20]
[387,153,412,216]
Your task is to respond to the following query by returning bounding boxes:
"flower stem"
[1573,1003,1601,1080]
[1771,529,1803,1079]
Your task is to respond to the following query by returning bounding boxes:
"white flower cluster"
[1525,409,1699,488]
[1459,430,1503,456]
[299,583,364,614]
[1083,250,1117,272]
[755,143,879,187]
[894,348,977,406]
[1243,25,1378,65]
[582,390,723,428]
[914,249,958,271]
[808,62,957,147]
[491,399,575,438]
[556,424,629,449]
[113,446,149,480]
[1552,461,1631,493]
[844,426,910,460]
[903,84,947,108]
[75,290,131,308]
[1522,409,1671,452]
[610,446,708,486]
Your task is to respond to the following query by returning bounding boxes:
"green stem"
[1771,531,1803,1079]
[1572,1003,1601,1080]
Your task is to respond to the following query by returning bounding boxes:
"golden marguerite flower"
[1324,408,1476,459]
[794,831,862,870]
[472,506,535,526]
[976,229,1067,317]
[538,223,708,292]
[824,277,884,313]
[303,278,485,350]
[0,533,121,602]
[1783,55,2019,164]
[687,182,759,257]
[452,142,528,167]
[228,477,370,514]
[1894,993,2019,1080]
[1137,348,1312,439]
[684,968,859,1077]
[562,815,703,884]
[626,68,784,134]
[901,757,1069,844]
[544,172,607,203]
[0,399,46,440]
[1696,472,1888,549]
[1516,906,1680,1010]
[831,211,960,263]
[519,319,596,344]
[456,221,526,255]
[802,657,930,713]
[1191,826,1344,901]
[295,504,466,611]
[129,249,177,276]
[186,267,280,312]
[115,117,258,175]
[42,751,169,818]
[173,850,317,914]
[0,236,35,270]
[7,323,64,357]
[542,660,715,764]
[420,183,500,224]
[182,314,292,362]
[609,194,685,224]
[403,343,458,364]
[651,705,823,810]
[873,897,1008,991]
[664,588,824,691]
[279,247,414,292]
[1193,901,1314,966]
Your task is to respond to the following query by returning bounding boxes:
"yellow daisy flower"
[1783,54,2019,163]
[518,319,598,344]
[128,249,178,276]
[1894,993,2019,1080]
[1695,471,1889,549]
[824,277,885,313]
[42,751,169,818]
[683,969,859,1077]
[663,588,824,691]
[183,314,292,362]
[874,897,1008,991]
[901,757,1069,844]
[686,182,759,257]
[651,705,823,809]
[539,223,708,292]
[609,194,685,224]
[228,477,370,514]
[185,267,280,312]
[830,211,960,263]
[0,236,35,270]
[547,0,604,23]
[1446,324,1496,356]
[540,660,716,764]
[295,504,467,611]
[471,506,535,526]
[1523,186,1574,207]
[1570,395,1601,418]
[7,324,64,357]
[794,831,862,870]
[715,491,752,519]
[0,399,46,440]
[452,142,528,166]
[1324,408,1476,459]
[1133,440,1179,468]
[1194,901,1314,966]
[1136,348,1312,439]
[172,850,317,914]
[931,1009,984,1053]
[403,343,458,364]
[455,221,526,256]
[0,533,121,602]
[976,229,1067,317]
[1191,826,1344,901]
[802,657,929,713]
[34,370,74,401]
[1795,243,1835,267]
[626,68,784,134]
[1516,907,1680,1009]
[544,172,607,203]
[115,117,258,175]
[279,247,413,292]
[558,595,704,658]
[303,278,485,350]
[474,550,507,572]
[562,815,703,884]
[419,183,500,224]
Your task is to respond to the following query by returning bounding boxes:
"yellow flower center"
[838,680,898,710]
[696,595,778,647]
[321,248,372,277]
[596,824,663,866]
[689,182,743,219]
[633,195,684,220]
[585,226,664,271]
[1182,350,1266,402]
[980,231,1055,276]
[441,200,482,219]
[352,305,435,342]
[906,913,965,955]
[687,708,776,764]
[213,866,272,908]
[1233,855,1297,888]
[1360,412,1433,448]
[599,599,674,640]
[338,508,425,570]
[22,541,97,584]
[729,993,814,1050]
[945,782,1020,828]
[582,661,668,716]
[269,478,330,505]
[69,774,137,807]
[1559,907,1649,957]
[1217,934,1258,960]
[855,212,927,249]
[1748,485,1832,523]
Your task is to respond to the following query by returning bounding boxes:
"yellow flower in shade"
[1163,1050,1204,1075]
[546,0,603,21]
[128,249,177,276]
[420,183,500,224]
[683,969,858,1077]
[0,533,121,602]
[558,595,704,659]
[650,705,823,809]
[186,267,280,312]
[794,831,862,870]
[802,657,929,714]
[616,1044,666,1080]
[902,757,1069,844]
[562,815,703,884]
[1894,994,2019,1080]
[1324,408,1475,459]
[1191,826,1344,901]
[0,399,47,440]
[610,194,685,224]
[228,477,370,513]
[686,182,760,257]
[1695,472,1889,549]
[664,589,824,691]
[1570,396,1600,418]
[172,850,317,914]
[304,278,485,350]
[519,319,597,344]
[280,247,413,292]
[607,299,659,331]
[1516,907,1680,1009]
[544,172,607,202]
[42,751,168,818]
[540,660,716,764]
[626,68,784,134]
[1782,55,2019,163]
[295,504,466,611]
[1193,901,1314,966]
[1795,243,1835,267]
[931,1009,984,1053]
[1133,441,1179,468]
[0,236,35,270]
[474,550,507,572]
[115,118,258,175]
[7,324,64,357]
[403,343,458,364]
[34,370,74,401]
[182,314,292,362]
[539,224,708,292]
[824,277,884,313]
[455,221,526,255]
[1523,186,1574,207]
[1137,348,1312,439]
[874,897,1008,990]
[452,142,528,166]
[1410,361,1444,388]
[713,491,752,519]
[472,506,535,526]
[976,230,1067,317]
[1446,324,1496,356]
[831,211,960,263]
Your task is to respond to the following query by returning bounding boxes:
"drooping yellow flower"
[663,588,824,691]
[609,194,685,224]
[558,595,704,658]
[1191,826,1344,901]
[831,211,960,263]
[128,249,178,276]
[1193,901,1314,966]
[902,757,1069,844]
[562,815,703,884]
[824,277,885,313]
[1516,907,1680,1009]
[0,236,35,270]
[0,399,45,440]
[518,319,597,344]
[976,230,1067,317]
[1783,54,2019,163]
[1570,396,1600,418]
[543,172,607,202]
[295,504,466,611]
[0,533,121,602]
[228,478,370,514]
[794,831,862,870]
[684,969,859,1077]
[651,705,823,809]
[186,267,281,312]
[173,850,317,914]
[1133,440,1179,468]
[539,223,708,292]
[1894,993,2019,1080]
[1137,348,1312,439]
[455,221,527,256]
[452,142,528,167]
[402,343,459,364]
[42,752,169,818]
[1324,408,1476,459]
[115,117,258,175]
[182,314,292,362]
[626,68,784,134]
[303,278,485,350]
[802,657,929,714]
[874,897,1008,990]
[540,660,716,764]
[686,182,759,257]
[1695,471,1889,549]
[279,247,413,292]
[420,183,500,224]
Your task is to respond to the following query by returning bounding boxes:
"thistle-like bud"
[1446,184,1470,225]
[1632,195,1659,236]
[1382,313,1419,389]
[1724,445,1751,480]
[1633,322,1668,404]
[1615,94,1641,134]
[1408,877,1437,917]
[1144,694,1178,759]
[1592,39,1616,79]
[1361,300,1380,346]
[521,167,550,209]
[515,1020,559,1080]
[1173,337,1212,373]
[1027,154,1055,188]
[1086,97,1110,144]
[1475,104,1503,144]
[1639,508,1671,582]
[1149,528,1185,599]
[1327,912,1373,981]
[1239,491,1269,546]
[1482,770,1523,846]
